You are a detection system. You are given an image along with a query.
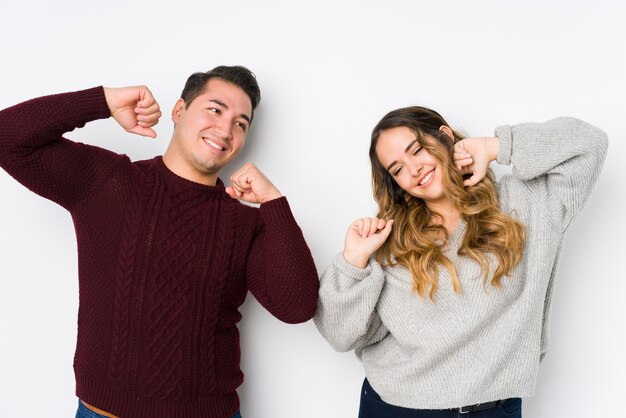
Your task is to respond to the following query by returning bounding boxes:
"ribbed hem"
[76,375,239,418]
[494,124,513,166]
[71,86,113,123]
[333,252,378,281]
[259,196,297,225]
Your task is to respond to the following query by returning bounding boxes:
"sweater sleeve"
[495,117,608,232]
[245,197,320,324]
[0,87,126,210]
[314,253,388,353]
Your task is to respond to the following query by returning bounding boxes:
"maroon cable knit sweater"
[0,87,319,418]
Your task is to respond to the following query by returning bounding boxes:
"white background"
[1,1,624,417]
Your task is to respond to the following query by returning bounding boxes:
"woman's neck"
[427,200,461,234]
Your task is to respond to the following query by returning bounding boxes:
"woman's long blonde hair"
[369,106,525,300]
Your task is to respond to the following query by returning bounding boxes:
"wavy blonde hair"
[369,106,525,300]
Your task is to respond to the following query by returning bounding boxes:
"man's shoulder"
[226,198,261,215]
[121,155,164,182]
[221,198,262,231]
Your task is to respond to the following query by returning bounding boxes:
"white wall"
[1,1,624,417]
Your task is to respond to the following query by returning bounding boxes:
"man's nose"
[214,119,233,140]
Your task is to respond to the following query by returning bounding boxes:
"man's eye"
[235,121,247,131]
[209,108,221,114]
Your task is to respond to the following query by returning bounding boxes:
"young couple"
[0,65,607,418]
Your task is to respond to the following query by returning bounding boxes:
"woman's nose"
[408,161,422,177]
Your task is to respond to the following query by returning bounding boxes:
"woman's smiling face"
[375,126,450,208]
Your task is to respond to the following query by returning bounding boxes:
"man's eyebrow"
[386,139,419,171]
[208,99,251,124]
[209,99,228,108]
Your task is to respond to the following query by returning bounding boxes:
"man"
[0,66,319,418]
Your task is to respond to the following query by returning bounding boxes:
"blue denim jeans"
[76,400,243,418]
[358,379,522,418]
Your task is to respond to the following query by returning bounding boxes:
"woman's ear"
[439,125,454,140]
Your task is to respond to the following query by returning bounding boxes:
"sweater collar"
[154,156,226,195]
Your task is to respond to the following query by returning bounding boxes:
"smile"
[418,169,435,186]
[203,137,225,151]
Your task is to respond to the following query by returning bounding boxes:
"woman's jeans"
[76,400,243,418]
[358,379,522,418]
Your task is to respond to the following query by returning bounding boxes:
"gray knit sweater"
[314,117,608,409]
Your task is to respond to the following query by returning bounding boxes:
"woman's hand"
[453,137,500,186]
[343,217,394,269]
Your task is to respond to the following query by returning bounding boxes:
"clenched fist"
[103,86,162,138]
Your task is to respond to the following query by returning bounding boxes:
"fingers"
[351,217,393,238]
[137,87,156,108]
[464,176,481,186]
[453,150,471,159]
[464,175,479,187]
[350,219,363,235]
[453,140,468,153]
[228,163,282,203]
[105,85,161,138]
[135,91,161,130]
[369,217,382,237]
[225,186,239,199]
[136,103,161,124]
[344,217,394,268]
[230,172,253,195]
[379,219,394,240]
[454,148,473,171]
[463,169,486,187]
[457,164,472,175]
[362,217,373,238]
[230,163,255,190]
[228,164,258,203]
[455,157,473,171]
[128,124,157,138]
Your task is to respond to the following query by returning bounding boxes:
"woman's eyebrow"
[386,139,419,171]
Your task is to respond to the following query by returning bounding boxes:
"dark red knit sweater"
[0,87,319,418]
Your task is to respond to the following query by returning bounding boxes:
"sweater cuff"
[332,252,376,281]
[494,124,513,166]
[259,196,297,226]
[69,86,112,123]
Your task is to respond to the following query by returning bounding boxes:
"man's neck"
[162,149,219,186]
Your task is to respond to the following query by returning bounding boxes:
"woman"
[314,107,607,417]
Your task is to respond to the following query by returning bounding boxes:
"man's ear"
[439,125,454,140]
[171,98,186,124]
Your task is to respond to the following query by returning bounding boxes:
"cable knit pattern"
[315,117,608,409]
[144,186,206,400]
[0,87,319,418]
[108,190,142,384]
[200,200,238,394]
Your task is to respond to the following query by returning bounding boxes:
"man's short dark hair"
[181,65,261,120]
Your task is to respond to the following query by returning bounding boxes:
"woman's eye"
[413,146,423,155]
[393,167,403,176]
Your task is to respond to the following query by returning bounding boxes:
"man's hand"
[343,217,394,269]
[225,163,283,204]
[103,86,162,138]
[453,137,500,186]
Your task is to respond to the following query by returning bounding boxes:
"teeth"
[203,138,224,151]
[420,171,434,185]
